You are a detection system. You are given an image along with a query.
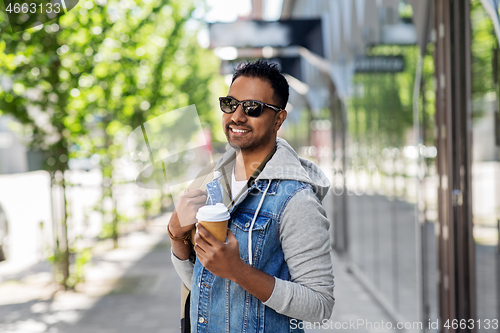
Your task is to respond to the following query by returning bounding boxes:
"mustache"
[226,122,252,131]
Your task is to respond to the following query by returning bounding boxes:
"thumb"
[226,229,237,243]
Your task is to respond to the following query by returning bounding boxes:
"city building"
[210,0,500,331]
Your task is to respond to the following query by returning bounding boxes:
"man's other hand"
[170,189,207,236]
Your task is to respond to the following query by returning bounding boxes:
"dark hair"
[231,59,289,109]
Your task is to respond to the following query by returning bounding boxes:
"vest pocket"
[229,211,272,265]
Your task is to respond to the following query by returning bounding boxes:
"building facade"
[210,1,499,331]
[275,1,498,332]
[240,0,500,332]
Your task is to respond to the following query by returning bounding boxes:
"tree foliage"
[0,0,219,170]
[0,0,220,287]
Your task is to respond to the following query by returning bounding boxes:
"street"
[0,213,395,333]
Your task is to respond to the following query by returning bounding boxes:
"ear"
[274,110,287,131]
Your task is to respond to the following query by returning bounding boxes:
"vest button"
[198,317,205,323]
[245,222,250,228]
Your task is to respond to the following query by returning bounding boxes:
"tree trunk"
[61,171,71,289]
[111,189,118,248]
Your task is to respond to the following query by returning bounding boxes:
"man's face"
[222,76,285,153]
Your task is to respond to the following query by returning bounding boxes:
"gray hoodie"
[171,137,335,323]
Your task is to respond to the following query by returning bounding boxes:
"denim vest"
[190,177,307,333]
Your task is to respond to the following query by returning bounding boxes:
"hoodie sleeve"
[171,249,194,289]
[262,186,335,322]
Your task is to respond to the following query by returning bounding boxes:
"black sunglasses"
[219,96,283,117]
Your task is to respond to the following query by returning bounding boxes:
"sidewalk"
[0,213,394,333]
[304,251,394,333]
[0,214,181,333]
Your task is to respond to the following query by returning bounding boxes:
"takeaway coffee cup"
[196,203,230,243]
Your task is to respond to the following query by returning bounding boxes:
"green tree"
[0,0,220,288]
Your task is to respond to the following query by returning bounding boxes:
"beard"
[224,122,275,153]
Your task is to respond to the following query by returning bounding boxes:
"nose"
[231,104,247,124]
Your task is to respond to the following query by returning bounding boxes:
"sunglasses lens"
[243,101,263,117]
[220,97,235,113]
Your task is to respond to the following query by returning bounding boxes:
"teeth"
[231,128,249,133]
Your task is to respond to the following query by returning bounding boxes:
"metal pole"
[497,219,500,326]
[413,50,426,332]
[341,99,350,260]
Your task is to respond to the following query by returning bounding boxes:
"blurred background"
[0,0,499,332]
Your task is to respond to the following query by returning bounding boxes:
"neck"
[234,138,276,180]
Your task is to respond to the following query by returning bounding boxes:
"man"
[169,59,334,333]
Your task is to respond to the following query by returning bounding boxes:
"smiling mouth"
[229,126,251,134]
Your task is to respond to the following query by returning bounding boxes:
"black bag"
[181,288,191,332]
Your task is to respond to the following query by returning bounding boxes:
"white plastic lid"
[196,203,230,222]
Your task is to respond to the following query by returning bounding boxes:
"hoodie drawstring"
[248,180,271,266]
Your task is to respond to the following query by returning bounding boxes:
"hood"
[213,138,330,266]
[214,137,330,202]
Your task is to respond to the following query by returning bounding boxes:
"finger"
[194,245,205,261]
[194,231,209,251]
[186,197,207,207]
[189,193,207,199]
[185,189,208,198]
[196,223,221,247]
[194,241,206,254]
[195,252,204,261]
[226,229,236,243]
[226,229,238,247]
[190,196,208,205]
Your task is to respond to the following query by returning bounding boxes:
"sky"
[194,0,284,48]
[204,0,252,22]
[203,0,283,22]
